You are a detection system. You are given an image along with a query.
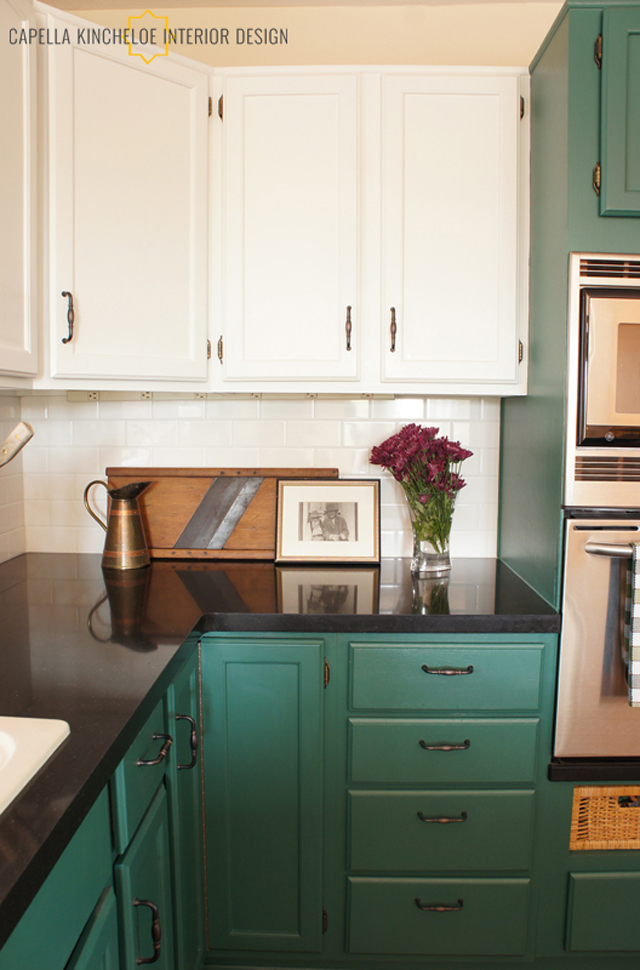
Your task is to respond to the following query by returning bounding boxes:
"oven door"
[555,516,640,758]
[579,287,640,445]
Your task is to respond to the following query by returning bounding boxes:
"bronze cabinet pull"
[137,732,173,766]
[345,306,352,351]
[422,664,474,676]
[390,307,397,352]
[417,810,468,824]
[419,738,470,752]
[133,898,162,964]
[415,897,463,913]
[61,291,75,344]
[176,713,198,770]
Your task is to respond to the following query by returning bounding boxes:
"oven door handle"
[584,541,633,559]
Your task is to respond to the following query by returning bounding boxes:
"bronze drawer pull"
[137,732,173,766]
[417,810,468,824]
[133,898,162,964]
[421,664,473,676]
[419,738,470,752]
[390,307,397,352]
[415,897,463,913]
[345,306,352,351]
[61,290,75,344]
[176,714,198,770]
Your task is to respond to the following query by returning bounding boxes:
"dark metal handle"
[419,738,470,752]
[345,306,352,351]
[417,811,468,824]
[585,540,633,560]
[137,732,173,767]
[390,307,397,352]
[422,664,474,676]
[61,291,75,343]
[134,898,161,964]
[415,897,463,913]
[176,714,198,770]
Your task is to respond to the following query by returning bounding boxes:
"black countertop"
[0,552,557,948]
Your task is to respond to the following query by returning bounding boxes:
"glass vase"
[406,501,452,576]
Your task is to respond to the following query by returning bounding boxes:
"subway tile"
[453,420,500,450]
[25,474,76,501]
[342,421,396,449]
[21,447,48,474]
[232,420,285,448]
[205,398,259,420]
[481,398,501,421]
[260,398,314,420]
[33,420,73,447]
[76,527,106,555]
[24,501,51,527]
[50,500,91,528]
[99,447,155,470]
[48,397,99,420]
[314,398,370,420]
[26,526,76,554]
[371,398,425,420]
[153,398,206,420]
[180,420,232,449]
[204,448,261,467]
[98,399,153,420]
[286,421,341,449]
[153,447,206,466]
[126,420,179,448]
[48,446,100,474]
[426,397,481,421]
[480,448,500,476]
[312,449,368,476]
[259,448,315,467]
[17,397,49,421]
[0,502,24,533]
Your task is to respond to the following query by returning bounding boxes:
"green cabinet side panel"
[498,15,570,610]
[348,789,535,872]
[165,643,206,970]
[202,636,324,954]
[65,887,120,970]
[0,788,112,970]
[115,784,175,970]
[601,9,640,216]
[349,718,539,785]
[347,877,531,956]
[350,644,543,712]
[567,871,640,951]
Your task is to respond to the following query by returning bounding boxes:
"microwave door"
[580,288,640,443]
[555,520,640,758]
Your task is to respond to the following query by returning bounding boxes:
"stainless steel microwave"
[565,254,640,508]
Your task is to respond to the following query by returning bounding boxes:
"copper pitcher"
[84,480,151,570]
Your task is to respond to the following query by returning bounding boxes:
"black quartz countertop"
[0,552,557,947]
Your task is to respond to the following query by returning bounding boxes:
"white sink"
[0,716,70,815]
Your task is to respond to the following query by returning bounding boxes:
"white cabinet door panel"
[382,74,521,385]
[221,74,358,381]
[0,0,37,376]
[49,25,208,381]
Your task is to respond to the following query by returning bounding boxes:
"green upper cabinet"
[600,7,640,216]
[202,635,325,954]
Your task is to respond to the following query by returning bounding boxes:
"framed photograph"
[275,479,380,564]
[276,567,380,614]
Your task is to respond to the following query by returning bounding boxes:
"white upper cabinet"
[213,68,528,395]
[381,74,525,389]
[214,74,359,382]
[47,13,209,382]
[0,0,37,377]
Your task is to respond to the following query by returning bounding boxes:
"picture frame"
[275,479,380,564]
[276,567,380,614]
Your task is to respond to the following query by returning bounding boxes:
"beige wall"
[73,4,562,68]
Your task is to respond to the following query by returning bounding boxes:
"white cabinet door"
[48,17,208,381]
[381,74,524,388]
[0,0,37,377]
[217,74,358,382]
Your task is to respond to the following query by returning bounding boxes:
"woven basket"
[570,785,640,850]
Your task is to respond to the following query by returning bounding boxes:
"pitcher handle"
[84,479,108,532]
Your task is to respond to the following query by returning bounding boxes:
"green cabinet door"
[601,8,640,216]
[65,887,120,970]
[202,635,325,953]
[165,642,205,970]
[115,785,175,970]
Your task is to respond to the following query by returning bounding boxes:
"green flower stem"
[402,460,465,554]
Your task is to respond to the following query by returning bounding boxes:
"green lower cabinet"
[202,635,325,954]
[65,887,120,970]
[165,643,206,970]
[115,784,175,970]
[566,872,640,952]
[348,877,531,956]
[349,789,535,871]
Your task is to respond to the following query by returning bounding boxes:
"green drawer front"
[567,872,640,951]
[349,789,535,871]
[350,644,543,711]
[111,699,169,854]
[349,718,539,784]
[348,877,530,955]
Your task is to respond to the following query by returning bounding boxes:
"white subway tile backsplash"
[1,394,503,562]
